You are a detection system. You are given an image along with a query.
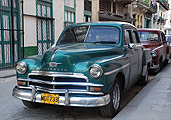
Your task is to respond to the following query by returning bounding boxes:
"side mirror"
[128,44,134,49]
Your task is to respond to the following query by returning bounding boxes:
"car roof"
[67,21,136,28]
[137,28,163,32]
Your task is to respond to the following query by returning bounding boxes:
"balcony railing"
[116,0,134,5]
[139,0,150,6]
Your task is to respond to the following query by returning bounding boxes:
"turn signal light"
[90,87,102,92]
[17,81,27,86]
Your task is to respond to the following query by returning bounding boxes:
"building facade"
[153,0,170,30]
[0,0,24,68]
[92,0,134,23]
[132,0,157,28]
[164,0,171,34]
[23,0,92,58]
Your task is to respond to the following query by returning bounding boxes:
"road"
[0,75,154,120]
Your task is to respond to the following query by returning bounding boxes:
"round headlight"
[151,51,157,57]
[15,62,27,74]
[89,64,103,79]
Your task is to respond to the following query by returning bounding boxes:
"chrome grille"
[27,71,89,91]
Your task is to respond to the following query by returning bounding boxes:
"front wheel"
[100,78,122,117]
[153,60,162,74]
[22,100,40,108]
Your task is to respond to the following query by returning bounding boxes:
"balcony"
[157,0,169,10]
[132,0,157,14]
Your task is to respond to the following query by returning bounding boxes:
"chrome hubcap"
[112,84,120,110]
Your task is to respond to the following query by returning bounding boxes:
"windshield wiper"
[94,41,117,44]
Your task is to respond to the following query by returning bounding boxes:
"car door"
[131,30,143,77]
[124,29,139,86]
[161,32,167,60]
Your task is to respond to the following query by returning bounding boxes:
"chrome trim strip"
[17,86,104,95]
[104,63,129,75]
[153,45,163,51]
[18,78,103,87]
[99,55,124,63]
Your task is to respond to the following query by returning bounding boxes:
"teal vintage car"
[13,22,152,117]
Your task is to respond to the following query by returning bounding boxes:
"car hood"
[141,41,161,51]
[38,43,123,72]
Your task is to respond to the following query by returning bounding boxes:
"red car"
[138,29,170,73]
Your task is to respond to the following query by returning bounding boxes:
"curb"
[0,74,16,78]
[0,69,16,78]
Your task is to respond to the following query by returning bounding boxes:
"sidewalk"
[113,63,171,120]
[0,69,16,78]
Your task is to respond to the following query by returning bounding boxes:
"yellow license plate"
[41,93,59,105]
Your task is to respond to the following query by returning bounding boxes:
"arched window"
[137,15,140,28]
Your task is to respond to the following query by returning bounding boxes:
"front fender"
[17,55,43,79]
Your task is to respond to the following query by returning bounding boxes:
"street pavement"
[113,63,171,120]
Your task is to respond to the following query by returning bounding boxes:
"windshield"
[138,32,159,41]
[59,26,120,44]
[166,36,171,42]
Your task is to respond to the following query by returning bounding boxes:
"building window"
[137,15,140,28]
[99,0,111,13]
[36,0,54,55]
[133,14,136,27]
[140,16,143,28]
[84,0,92,22]
[64,0,75,27]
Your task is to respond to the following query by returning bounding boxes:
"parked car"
[138,29,170,74]
[13,22,152,117]
[166,35,171,57]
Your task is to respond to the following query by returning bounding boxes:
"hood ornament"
[48,62,62,67]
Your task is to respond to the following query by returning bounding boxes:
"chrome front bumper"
[13,86,110,107]
[150,63,159,69]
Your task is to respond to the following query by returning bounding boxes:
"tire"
[153,59,162,74]
[100,78,122,118]
[137,67,148,86]
[22,100,40,108]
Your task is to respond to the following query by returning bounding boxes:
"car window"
[161,32,166,42]
[60,26,89,44]
[132,31,140,43]
[85,26,120,44]
[59,26,120,44]
[138,32,159,42]
[124,30,131,45]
